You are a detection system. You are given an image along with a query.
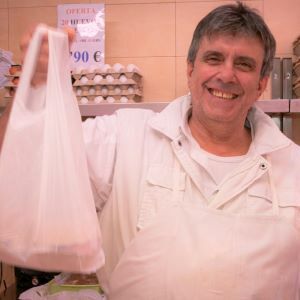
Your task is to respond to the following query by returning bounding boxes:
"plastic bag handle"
[14,24,49,109]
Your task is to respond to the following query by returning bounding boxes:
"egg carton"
[3,65,22,99]
[3,63,144,103]
[3,80,18,99]
[77,94,142,104]
[72,63,141,78]
[73,85,141,97]
[73,77,138,87]
[73,83,141,91]
[71,64,143,99]
[7,64,22,76]
[293,36,300,57]
[74,87,142,97]
[3,87,15,99]
[72,70,142,82]
[293,57,300,77]
[293,77,300,97]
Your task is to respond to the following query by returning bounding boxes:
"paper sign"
[57,4,105,70]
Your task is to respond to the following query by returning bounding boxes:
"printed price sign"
[57,4,105,70]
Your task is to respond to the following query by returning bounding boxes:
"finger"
[19,23,40,54]
[64,27,76,45]
[20,23,48,65]
[31,38,49,87]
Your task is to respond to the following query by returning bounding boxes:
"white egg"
[105,75,114,83]
[120,96,129,103]
[76,88,82,96]
[127,87,134,94]
[87,65,96,73]
[89,87,96,95]
[114,87,121,95]
[113,63,124,72]
[126,64,138,72]
[101,64,111,72]
[73,66,84,74]
[119,75,127,83]
[107,96,115,103]
[94,96,104,103]
[93,74,103,83]
[80,76,89,84]
[101,87,108,95]
[80,97,89,104]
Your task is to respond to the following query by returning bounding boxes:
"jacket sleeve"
[82,114,117,212]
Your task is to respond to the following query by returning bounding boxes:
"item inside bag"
[48,273,103,294]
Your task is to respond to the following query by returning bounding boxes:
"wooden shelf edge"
[79,99,291,116]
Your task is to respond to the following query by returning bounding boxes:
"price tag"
[57,4,105,70]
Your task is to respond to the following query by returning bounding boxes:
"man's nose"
[216,63,236,83]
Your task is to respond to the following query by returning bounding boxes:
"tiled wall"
[0,0,299,102]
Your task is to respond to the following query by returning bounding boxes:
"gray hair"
[187,1,276,78]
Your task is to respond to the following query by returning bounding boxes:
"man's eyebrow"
[201,51,258,66]
[201,50,223,58]
[235,56,257,67]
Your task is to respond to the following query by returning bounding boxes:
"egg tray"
[73,78,140,87]
[72,70,142,83]
[293,36,300,57]
[77,94,142,104]
[293,58,300,77]
[3,86,16,99]
[73,76,143,103]
[3,73,19,98]
[74,85,142,96]
[73,82,142,91]
[3,65,144,102]
[293,78,300,97]
[5,72,21,79]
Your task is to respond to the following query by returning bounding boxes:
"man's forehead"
[200,32,262,45]
[197,33,264,55]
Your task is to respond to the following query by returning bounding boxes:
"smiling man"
[187,34,267,156]
[186,7,273,161]
[103,3,300,299]
[2,1,300,299]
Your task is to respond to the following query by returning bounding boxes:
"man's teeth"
[210,89,236,99]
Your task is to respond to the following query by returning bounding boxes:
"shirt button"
[259,162,267,170]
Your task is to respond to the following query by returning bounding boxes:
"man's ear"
[257,76,269,99]
[187,61,194,79]
[187,61,195,91]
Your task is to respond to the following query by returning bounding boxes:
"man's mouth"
[208,88,238,100]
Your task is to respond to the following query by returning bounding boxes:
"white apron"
[107,156,300,300]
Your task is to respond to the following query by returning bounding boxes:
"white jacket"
[82,95,300,290]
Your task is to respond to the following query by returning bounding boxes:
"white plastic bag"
[0,25,104,273]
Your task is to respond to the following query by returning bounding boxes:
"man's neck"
[188,117,252,157]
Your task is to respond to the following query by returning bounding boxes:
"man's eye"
[236,62,254,71]
[206,56,221,64]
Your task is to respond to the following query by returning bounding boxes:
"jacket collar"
[149,94,192,140]
[247,104,291,155]
[149,94,291,155]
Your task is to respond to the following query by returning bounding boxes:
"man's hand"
[0,25,75,152]
[19,24,75,87]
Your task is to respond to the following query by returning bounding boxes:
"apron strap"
[172,156,182,203]
[266,155,280,216]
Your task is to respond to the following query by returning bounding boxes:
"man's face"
[187,34,268,127]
